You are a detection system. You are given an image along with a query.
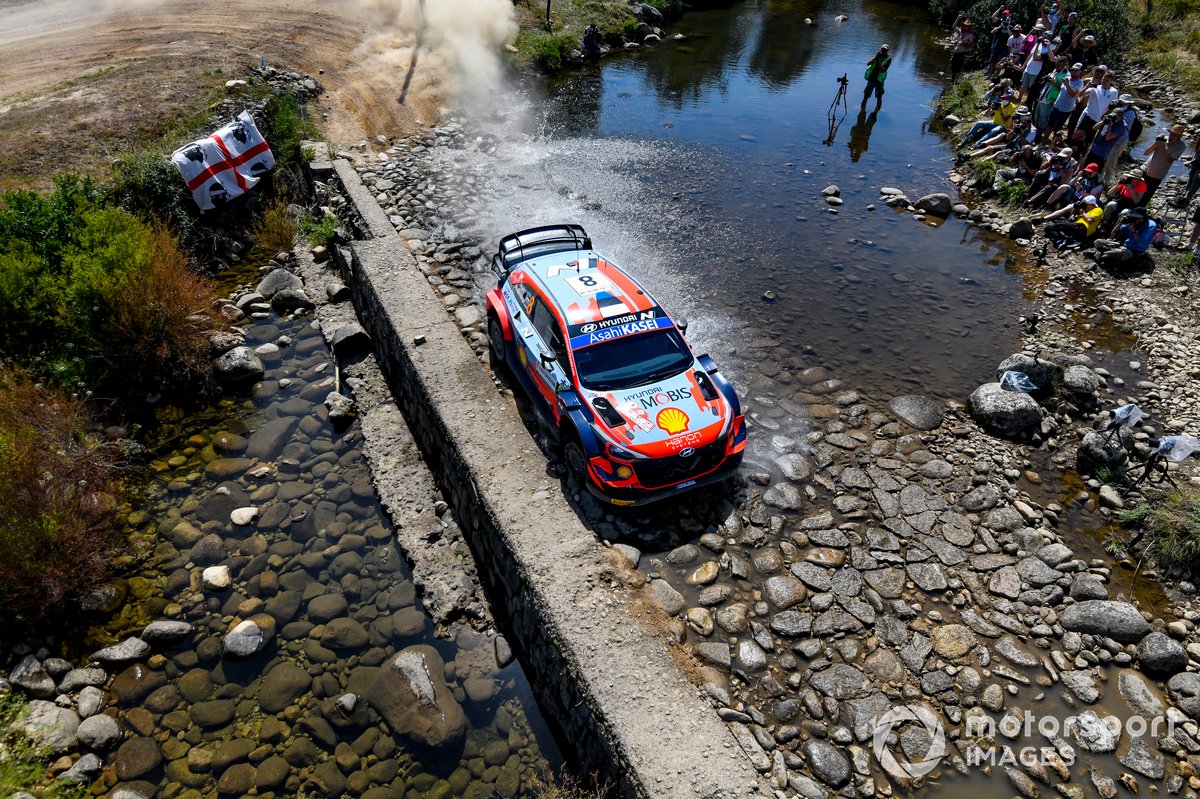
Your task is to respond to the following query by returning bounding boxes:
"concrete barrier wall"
[329,160,768,799]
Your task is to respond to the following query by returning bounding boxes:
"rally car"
[484,224,746,506]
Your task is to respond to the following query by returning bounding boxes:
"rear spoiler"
[491,224,591,278]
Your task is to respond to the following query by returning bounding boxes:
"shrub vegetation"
[0,177,218,399]
[0,369,123,625]
[1118,490,1200,573]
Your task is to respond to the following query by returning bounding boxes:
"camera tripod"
[825,74,850,146]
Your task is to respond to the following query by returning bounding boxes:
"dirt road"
[0,0,441,189]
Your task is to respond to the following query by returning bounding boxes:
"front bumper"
[584,449,744,507]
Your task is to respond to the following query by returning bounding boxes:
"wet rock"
[110,664,166,706]
[809,664,870,699]
[1062,365,1101,398]
[960,484,1000,512]
[59,753,103,783]
[202,565,232,591]
[1060,601,1150,644]
[1098,485,1124,509]
[140,620,193,647]
[765,574,807,609]
[90,637,150,666]
[1118,671,1165,719]
[763,482,804,511]
[1076,428,1132,475]
[190,699,236,728]
[968,383,1042,437]
[1008,218,1035,239]
[20,701,79,751]
[214,346,264,386]
[736,640,769,673]
[694,642,732,669]
[1167,671,1200,718]
[1137,632,1187,676]
[776,453,814,481]
[1071,710,1120,752]
[58,667,106,693]
[256,268,303,299]
[368,645,466,749]
[325,391,355,424]
[1061,670,1100,703]
[308,592,349,623]
[889,395,944,430]
[803,739,851,787]
[77,714,121,750]
[9,656,55,699]
[223,618,270,658]
[272,287,314,314]
[230,506,259,526]
[260,663,312,713]
[995,353,1063,388]
[1118,734,1164,780]
[217,763,256,795]
[1070,573,1108,600]
[914,193,952,218]
[116,736,162,780]
[322,618,369,650]
[189,533,227,566]
[931,624,976,659]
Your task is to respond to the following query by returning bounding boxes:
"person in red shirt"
[1102,169,1148,235]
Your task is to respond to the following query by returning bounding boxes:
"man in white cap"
[1049,62,1085,132]
[1073,69,1117,143]
[1044,193,1104,248]
[1141,122,1188,205]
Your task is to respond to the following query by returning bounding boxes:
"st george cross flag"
[171,111,276,212]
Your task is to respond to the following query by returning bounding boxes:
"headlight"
[605,440,649,460]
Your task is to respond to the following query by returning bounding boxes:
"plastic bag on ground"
[1000,370,1038,393]
[1112,403,1144,428]
[1158,435,1199,463]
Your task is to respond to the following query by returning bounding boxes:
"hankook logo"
[580,323,598,333]
[679,447,695,457]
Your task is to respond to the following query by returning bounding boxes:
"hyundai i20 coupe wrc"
[485,225,746,506]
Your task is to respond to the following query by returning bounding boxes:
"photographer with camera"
[1140,123,1187,205]
[959,89,1018,150]
[1093,207,1158,267]
[861,44,892,112]
[1043,194,1104,249]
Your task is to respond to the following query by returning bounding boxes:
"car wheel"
[487,314,506,368]
[562,433,588,483]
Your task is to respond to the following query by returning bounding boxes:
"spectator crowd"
[944,2,1194,266]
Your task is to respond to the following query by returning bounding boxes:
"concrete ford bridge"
[321,156,771,799]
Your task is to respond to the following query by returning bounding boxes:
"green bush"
[0,693,90,797]
[0,369,123,626]
[264,92,319,168]
[997,178,1029,206]
[1118,491,1200,573]
[107,154,197,246]
[514,29,579,72]
[301,212,339,247]
[0,182,218,398]
[943,0,1133,63]
[933,72,991,124]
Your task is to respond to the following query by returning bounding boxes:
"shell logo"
[656,407,690,435]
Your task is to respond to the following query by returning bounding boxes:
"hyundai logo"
[580,323,598,333]
[679,447,695,457]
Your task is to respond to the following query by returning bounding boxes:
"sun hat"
[1071,62,1083,70]
[1083,195,1098,204]
[1118,93,1134,103]
[1084,162,1100,173]
[1058,147,1073,157]
[1068,10,1079,17]
[1015,106,1032,115]
[1172,123,1187,134]
[1034,22,1045,29]
[1128,167,1144,178]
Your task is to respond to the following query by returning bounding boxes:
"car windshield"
[573,329,693,391]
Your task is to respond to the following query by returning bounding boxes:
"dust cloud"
[349,0,519,117]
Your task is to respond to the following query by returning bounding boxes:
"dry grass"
[1118,489,1200,573]
[0,368,124,625]
[251,198,298,263]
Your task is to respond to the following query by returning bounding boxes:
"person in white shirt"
[1073,71,1117,144]
[1019,34,1049,104]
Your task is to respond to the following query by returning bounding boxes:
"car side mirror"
[677,317,689,336]
[540,352,556,369]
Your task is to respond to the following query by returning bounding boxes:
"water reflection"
[848,108,879,159]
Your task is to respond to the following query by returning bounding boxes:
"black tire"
[487,313,506,368]
[562,433,588,483]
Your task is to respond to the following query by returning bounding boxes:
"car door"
[526,297,571,423]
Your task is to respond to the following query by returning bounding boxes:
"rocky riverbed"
[4,247,555,799]
[326,100,1200,799]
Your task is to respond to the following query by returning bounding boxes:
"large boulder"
[995,353,1063,389]
[1137,632,1187,677]
[368,645,466,749]
[9,656,55,699]
[1076,428,1132,475]
[1060,600,1151,644]
[20,701,80,751]
[889,394,944,431]
[914,193,952,218]
[331,322,371,356]
[1168,672,1200,718]
[214,346,264,386]
[271,288,314,314]
[1008,218,1035,240]
[255,268,303,299]
[1062,365,1102,399]
[968,383,1042,437]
